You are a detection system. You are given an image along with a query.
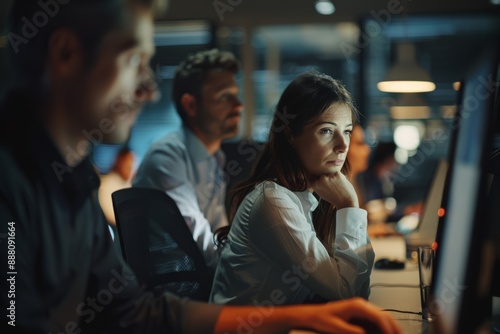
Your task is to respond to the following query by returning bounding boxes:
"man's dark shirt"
[0,90,221,333]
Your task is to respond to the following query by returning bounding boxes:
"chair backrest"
[112,187,213,301]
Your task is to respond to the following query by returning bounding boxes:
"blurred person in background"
[347,124,371,208]
[98,145,136,251]
[133,49,242,269]
[98,146,136,228]
[360,141,423,234]
[348,128,405,236]
[362,141,399,204]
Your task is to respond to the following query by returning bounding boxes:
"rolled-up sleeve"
[334,208,374,298]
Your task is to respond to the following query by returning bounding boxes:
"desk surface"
[292,236,498,333]
[292,236,429,334]
[370,236,440,333]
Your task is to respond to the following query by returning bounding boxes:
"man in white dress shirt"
[133,49,242,268]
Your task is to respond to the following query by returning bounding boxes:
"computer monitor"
[431,43,500,334]
[487,61,500,332]
[486,158,500,304]
[404,159,448,252]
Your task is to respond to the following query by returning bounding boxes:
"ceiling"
[161,0,499,25]
[0,0,499,29]
[0,0,498,115]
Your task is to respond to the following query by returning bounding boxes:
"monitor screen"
[488,49,500,302]
[431,43,500,334]
[404,159,448,247]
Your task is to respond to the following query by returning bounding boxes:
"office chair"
[112,187,213,301]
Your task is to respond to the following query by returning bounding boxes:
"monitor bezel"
[431,43,500,334]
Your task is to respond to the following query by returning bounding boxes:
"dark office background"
[1,0,499,206]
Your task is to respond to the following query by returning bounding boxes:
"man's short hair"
[7,0,165,87]
[172,49,239,124]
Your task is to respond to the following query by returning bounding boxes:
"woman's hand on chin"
[311,173,359,209]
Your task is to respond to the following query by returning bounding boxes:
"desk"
[369,236,429,333]
[291,236,430,334]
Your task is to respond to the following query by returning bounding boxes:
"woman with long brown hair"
[209,72,374,305]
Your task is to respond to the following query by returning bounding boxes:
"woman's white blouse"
[209,181,375,305]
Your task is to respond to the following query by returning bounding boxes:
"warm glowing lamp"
[378,43,436,93]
